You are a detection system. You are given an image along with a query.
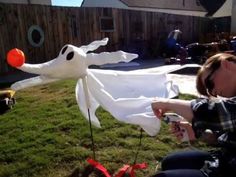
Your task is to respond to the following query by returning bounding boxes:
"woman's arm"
[151,98,194,122]
[151,98,222,144]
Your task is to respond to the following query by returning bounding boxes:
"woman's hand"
[170,121,196,142]
[151,98,170,118]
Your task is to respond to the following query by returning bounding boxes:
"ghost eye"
[61,46,68,54]
[66,52,74,60]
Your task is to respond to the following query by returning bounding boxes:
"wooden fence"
[0,3,209,74]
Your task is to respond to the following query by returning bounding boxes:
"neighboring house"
[81,0,208,17]
[202,0,232,18]
[81,0,234,33]
[0,0,51,5]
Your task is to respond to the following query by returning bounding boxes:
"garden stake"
[82,77,96,160]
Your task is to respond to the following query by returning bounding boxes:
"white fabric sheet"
[76,69,179,136]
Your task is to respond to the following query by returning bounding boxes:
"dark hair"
[196,53,236,97]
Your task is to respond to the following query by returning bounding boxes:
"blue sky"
[51,0,83,7]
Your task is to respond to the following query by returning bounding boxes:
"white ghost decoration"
[9,38,179,136]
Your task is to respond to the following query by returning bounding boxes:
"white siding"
[82,0,127,8]
[82,0,205,11]
[125,7,206,17]
[0,0,27,4]
[0,0,51,5]
[123,0,205,11]
[81,0,207,17]
[213,0,232,18]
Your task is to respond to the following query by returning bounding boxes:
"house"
[81,0,235,33]
[0,0,51,5]
[195,0,235,34]
[81,0,208,17]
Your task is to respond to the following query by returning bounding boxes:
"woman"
[151,53,236,177]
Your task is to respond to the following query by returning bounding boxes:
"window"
[100,17,115,32]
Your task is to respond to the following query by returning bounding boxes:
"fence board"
[0,3,217,74]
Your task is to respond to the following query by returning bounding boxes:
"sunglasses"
[204,62,221,95]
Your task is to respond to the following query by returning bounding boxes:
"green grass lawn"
[0,80,209,177]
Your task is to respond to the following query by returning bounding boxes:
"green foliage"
[0,80,209,177]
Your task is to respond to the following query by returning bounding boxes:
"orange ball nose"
[7,48,25,67]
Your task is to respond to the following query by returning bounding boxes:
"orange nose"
[7,48,25,67]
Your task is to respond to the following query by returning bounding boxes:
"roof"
[120,0,206,12]
[81,0,231,17]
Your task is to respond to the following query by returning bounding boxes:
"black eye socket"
[61,46,68,54]
[66,52,74,60]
